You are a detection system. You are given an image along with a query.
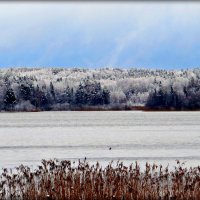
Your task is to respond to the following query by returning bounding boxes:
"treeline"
[2,79,110,111]
[0,67,200,111]
[146,77,200,110]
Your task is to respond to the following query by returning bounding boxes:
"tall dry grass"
[0,159,200,200]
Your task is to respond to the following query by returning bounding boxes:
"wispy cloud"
[0,2,200,68]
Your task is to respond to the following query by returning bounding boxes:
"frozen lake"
[0,111,200,168]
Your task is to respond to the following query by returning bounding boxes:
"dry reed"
[0,159,200,200]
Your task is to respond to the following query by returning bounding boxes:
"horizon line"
[0,66,199,71]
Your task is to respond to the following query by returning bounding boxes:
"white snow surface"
[0,111,200,169]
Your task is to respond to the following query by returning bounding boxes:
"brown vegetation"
[0,159,200,200]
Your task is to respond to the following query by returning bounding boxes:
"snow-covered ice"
[0,111,199,169]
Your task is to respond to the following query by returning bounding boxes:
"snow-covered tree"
[0,67,199,110]
[4,88,16,110]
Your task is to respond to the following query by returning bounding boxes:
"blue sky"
[0,2,200,69]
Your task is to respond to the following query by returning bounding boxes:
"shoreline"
[1,105,200,112]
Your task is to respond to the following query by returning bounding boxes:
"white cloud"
[105,2,200,66]
[0,2,200,66]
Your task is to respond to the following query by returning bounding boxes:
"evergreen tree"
[102,88,110,104]
[19,84,31,101]
[50,82,56,101]
[4,88,16,110]
[65,86,73,104]
[75,80,110,106]
[34,85,41,109]
[75,83,86,105]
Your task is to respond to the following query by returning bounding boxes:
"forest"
[0,67,200,111]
